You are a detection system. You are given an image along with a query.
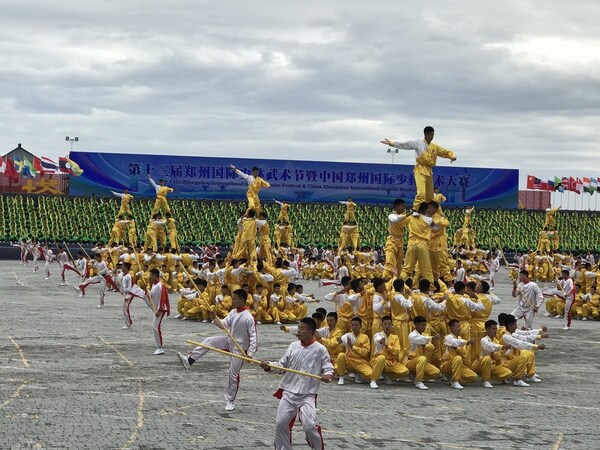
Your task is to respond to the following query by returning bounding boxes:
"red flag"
[0,156,19,181]
[33,156,45,174]
[527,175,541,190]
[568,176,577,192]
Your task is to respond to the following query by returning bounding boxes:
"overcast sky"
[1,0,599,191]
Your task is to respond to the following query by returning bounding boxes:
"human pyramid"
[15,126,579,450]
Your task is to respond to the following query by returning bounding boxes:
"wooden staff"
[186,340,323,381]
[78,242,91,259]
[180,264,247,357]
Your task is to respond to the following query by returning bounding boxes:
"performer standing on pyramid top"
[380,126,457,209]
[148,174,173,215]
[111,189,134,217]
[230,164,271,214]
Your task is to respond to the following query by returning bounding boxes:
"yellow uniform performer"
[128,220,137,247]
[428,211,452,281]
[319,327,344,369]
[537,231,551,254]
[257,219,274,265]
[337,332,375,381]
[233,168,271,213]
[407,330,441,382]
[339,200,356,223]
[149,177,173,215]
[472,336,514,382]
[275,200,290,223]
[232,217,257,261]
[390,291,413,351]
[400,213,433,283]
[388,138,456,208]
[470,294,493,362]
[144,219,158,252]
[445,293,483,368]
[383,213,409,279]
[441,334,478,383]
[543,207,559,229]
[112,191,133,216]
[370,331,410,380]
[166,218,178,251]
[108,219,121,245]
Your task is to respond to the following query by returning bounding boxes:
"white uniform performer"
[58,250,79,285]
[149,278,171,354]
[43,248,56,279]
[31,244,43,272]
[78,259,117,307]
[120,270,134,328]
[179,303,258,411]
[263,331,333,450]
[511,279,544,330]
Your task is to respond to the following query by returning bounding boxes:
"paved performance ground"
[1,261,599,450]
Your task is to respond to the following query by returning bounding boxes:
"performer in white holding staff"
[177,288,258,412]
[260,317,333,450]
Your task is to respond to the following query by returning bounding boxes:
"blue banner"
[68,151,519,208]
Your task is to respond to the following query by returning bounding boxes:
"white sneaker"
[45,277,50,280]
[513,379,530,387]
[562,326,570,330]
[582,317,587,321]
[414,381,428,390]
[256,321,262,325]
[544,313,551,317]
[555,315,562,318]
[121,325,131,329]
[153,348,164,355]
[337,377,345,385]
[354,374,363,384]
[225,402,235,411]
[482,381,493,388]
[181,317,188,321]
[275,321,282,325]
[177,352,190,369]
[525,376,541,383]
[348,373,356,378]
[78,294,83,298]
[370,381,379,389]
[174,313,183,319]
[202,319,209,323]
[60,282,67,286]
[96,305,102,309]
[450,381,464,390]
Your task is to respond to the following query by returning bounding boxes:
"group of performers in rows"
[11,126,599,450]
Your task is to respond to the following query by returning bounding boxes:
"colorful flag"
[0,155,19,181]
[591,177,598,194]
[583,177,591,193]
[526,175,541,190]
[576,177,583,194]
[40,156,60,173]
[554,176,564,192]
[13,155,24,173]
[23,156,38,178]
[547,179,554,191]
[540,180,548,191]
[59,156,83,176]
[567,176,577,192]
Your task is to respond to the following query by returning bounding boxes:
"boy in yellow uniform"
[400,202,434,283]
[317,312,344,372]
[337,317,379,388]
[214,285,233,319]
[148,175,173,214]
[165,213,179,251]
[472,319,515,388]
[232,209,257,261]
[407,316,441,390]
[441,319,478,389]
[380,126,457,208]
[230,164,271,213]
[370,316,410,385]
[112,189,133,216]
[383,199,409,280]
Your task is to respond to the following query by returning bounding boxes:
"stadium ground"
[1,261,598,450]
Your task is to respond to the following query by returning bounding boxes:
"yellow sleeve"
[261,179,271,188]
[433,144,456,160]
[386,335,401,358]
